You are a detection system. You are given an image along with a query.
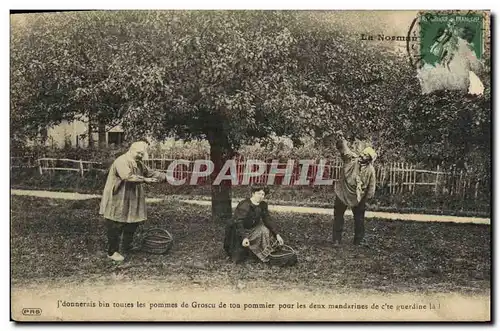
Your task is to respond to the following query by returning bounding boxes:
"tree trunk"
[39,127,48,144]
[208,131,233,223]
[88,116,94,149]
[98,120,107,148]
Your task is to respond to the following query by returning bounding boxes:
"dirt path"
[10,189,490,225]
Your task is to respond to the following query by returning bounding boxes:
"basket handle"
[281,244,297,254]
[271,241,297,254]
[133,225,173,249]
[142,227,173,239]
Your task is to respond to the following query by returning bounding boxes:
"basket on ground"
[268,244,298,267]
[139,227,174,255]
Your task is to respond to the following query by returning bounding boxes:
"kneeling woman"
[224,186,284,263]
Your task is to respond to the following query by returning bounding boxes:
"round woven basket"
[139,227,174,255]
[268,244,297,267]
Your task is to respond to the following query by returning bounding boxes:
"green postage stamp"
[420,12,485,68]
[408,10,489,70]
[408,10,490,94]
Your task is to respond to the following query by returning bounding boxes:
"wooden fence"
[15,158,106,177]
[10,155,487,198]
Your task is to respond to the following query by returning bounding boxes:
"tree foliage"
[11,11,137,144]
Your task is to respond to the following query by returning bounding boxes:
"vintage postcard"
[10,9,491,322]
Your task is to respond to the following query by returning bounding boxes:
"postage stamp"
[407,10,489,69]
[420,12,485,67]
[406,10,490,94]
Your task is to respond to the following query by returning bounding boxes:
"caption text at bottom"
[57,300,441,311]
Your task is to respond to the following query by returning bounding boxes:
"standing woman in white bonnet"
[99,141,167,261]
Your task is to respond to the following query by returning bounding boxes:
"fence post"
[383,165,387,189]
[381,165,386,188]
[412,164,417,194]
[389,163,392,194]
[395,162,399,194]
[79,160,84,177]
[405,163,409,194]
[459,170,464,199]
[396,162,400,194]
[475,180,480,199]
[391,162,396,194]
[401,163,405,194]
[38,159,43,175]
[396,162,399,194]
[435,165,440,195]
[402,162,406,194]
[465,177,471,200]
[398,162,402,194]
[407,164,411,193]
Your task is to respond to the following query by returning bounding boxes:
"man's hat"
[362,146,377,162]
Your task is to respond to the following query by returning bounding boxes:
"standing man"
[99,141,167,261]
[331,131,377,247]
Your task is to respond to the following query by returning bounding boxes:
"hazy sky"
[319,10,420,54]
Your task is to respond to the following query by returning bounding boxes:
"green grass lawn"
[10,195,491,294]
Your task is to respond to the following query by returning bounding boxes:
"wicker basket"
[268,244,298,267]
[138,227,174,255]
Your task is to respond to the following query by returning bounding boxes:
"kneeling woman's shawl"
[223,199,279,263]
